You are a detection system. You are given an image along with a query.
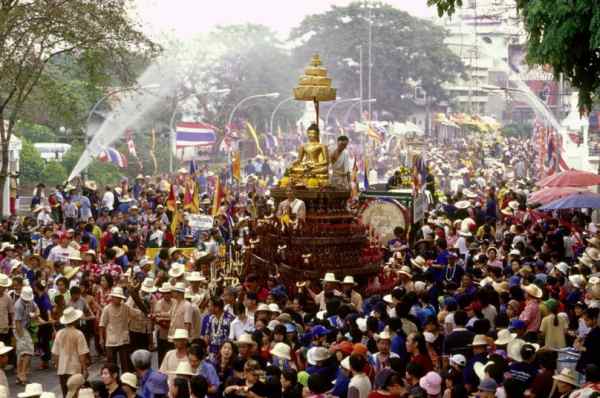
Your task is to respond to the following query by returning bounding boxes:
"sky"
[134,0,437,39]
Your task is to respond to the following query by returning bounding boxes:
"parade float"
[244,55,383,283]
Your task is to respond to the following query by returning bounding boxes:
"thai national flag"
[175,122,217,149]
[98,148,128,168]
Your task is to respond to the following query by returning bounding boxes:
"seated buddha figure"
[287,123,329,185]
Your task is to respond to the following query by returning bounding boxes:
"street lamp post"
[227,92,280,135]
[324,97,361,130]
[269,96,294,137]
[344,98,376,124]
[168,88,230,173]
[84,83,160,178]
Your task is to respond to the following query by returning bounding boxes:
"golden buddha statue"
[286,123,329,187]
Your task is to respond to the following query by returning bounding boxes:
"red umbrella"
[528,187,590,205]
[536,170,600,188]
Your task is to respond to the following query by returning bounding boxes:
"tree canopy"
[428,0,600,113]
[290,1,464,121]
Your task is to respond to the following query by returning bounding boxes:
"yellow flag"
[246,122,264,156]
[191,180,200,213]
[232,151,241,181]
[170,206,180,236]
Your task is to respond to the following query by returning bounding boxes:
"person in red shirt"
[405,332,433,373]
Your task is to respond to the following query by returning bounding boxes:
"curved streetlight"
[169,88,231,173]
[344,98,376,124]
[83,83,160,177]
[269,96,294,137]
[324,97,360,130]
[227,92,280,133]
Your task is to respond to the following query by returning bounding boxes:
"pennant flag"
[363,157,369,190]
[166,183,176,212]
[175,122,217,149]
[231,150,241,181]
[191,179,200,214]
[211,175,224,216]
[98,148,128,168]
[367,124,384,143]
[183,178,194,210]
[246,122,264,156]
[351,158,359,198]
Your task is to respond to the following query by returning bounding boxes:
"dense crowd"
[1,133,599,398]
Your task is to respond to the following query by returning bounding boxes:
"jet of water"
[68,56,181,181]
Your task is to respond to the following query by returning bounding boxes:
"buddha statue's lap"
[285,123,330,186]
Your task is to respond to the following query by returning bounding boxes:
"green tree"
[40,161,68,187]
[428,0,600,113]
[19,138,45,185]
[0,1,157,213]
[14,122,57,143]
[290,1,464,121]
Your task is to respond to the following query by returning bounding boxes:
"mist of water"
[68,56,181,181]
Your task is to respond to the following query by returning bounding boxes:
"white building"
[34,143,71,162]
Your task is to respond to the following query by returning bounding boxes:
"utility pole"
[368,4,373,121]
[359,45,363,119]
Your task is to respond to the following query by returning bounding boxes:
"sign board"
[413,194,426,224]
[188,214,214,233]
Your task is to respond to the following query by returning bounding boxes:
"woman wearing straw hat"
[52,307,89,397]
[14,286,39,385]
[551,368,580,397]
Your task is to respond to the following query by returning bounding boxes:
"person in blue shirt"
[188,343,220,396]
[131,349,168,398]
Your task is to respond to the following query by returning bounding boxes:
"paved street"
[7,356,102,396]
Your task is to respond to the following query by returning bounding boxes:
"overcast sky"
[134,0,437,39]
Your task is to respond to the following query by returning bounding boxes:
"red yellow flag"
[166,183,176,212]
[211,176,224,216]
[232,151,241,182]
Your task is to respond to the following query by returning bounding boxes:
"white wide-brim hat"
[60,307,83,325]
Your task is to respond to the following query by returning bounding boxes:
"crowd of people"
[1,131,599,398]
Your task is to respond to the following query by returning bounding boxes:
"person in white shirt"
[346,354,372,398]
[102,187,115,210]
[329,136,350,189]
[229,302,254,341]
[276,188,306,221]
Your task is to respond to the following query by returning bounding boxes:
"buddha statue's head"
[307,123,320,143]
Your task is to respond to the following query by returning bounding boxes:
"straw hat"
[77,388,94,398]
[268,303,281,314]
[170,329,189,341]
[109,287,127,300]
[170,361,195,376]
[20,286,34,302]
[376,327,393,340]
[270,342,292,360]
[398,266,412,279]
[306,346,331,365]
[342,275,357,286]
[168,264,185,278]
[569,274,587,289]
[321,272,339,284]
[507,338,539,362]
[455,200,471,209]
[60,307,83,325]
[256,303,271,313]
[579,254,594,268]
[411,256,427,269]
[522,284,543,299]
[470,334,488,347]
[18,383,44,398]
[383,294,394,305]
[587,237,600,249]
[111,246,125,258]
[121,372,138,389]
[158,282,171,293]
[492,281,509,294]
[171,282,186,293]
[186,271,206,282]
[140,278,157,294]
[552,368,580,387]
[0,274,11,288]
[494,329,517,346]
[449,354,466,367]
[62,265,80,280]
[586,247,600,262]
[84,180,97,191]
[40,394,56,398]
[0,342,12,356]
[474,361,494,381]
[236,333,256,346]
[508,200,520,210]
[168,247,183,258]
